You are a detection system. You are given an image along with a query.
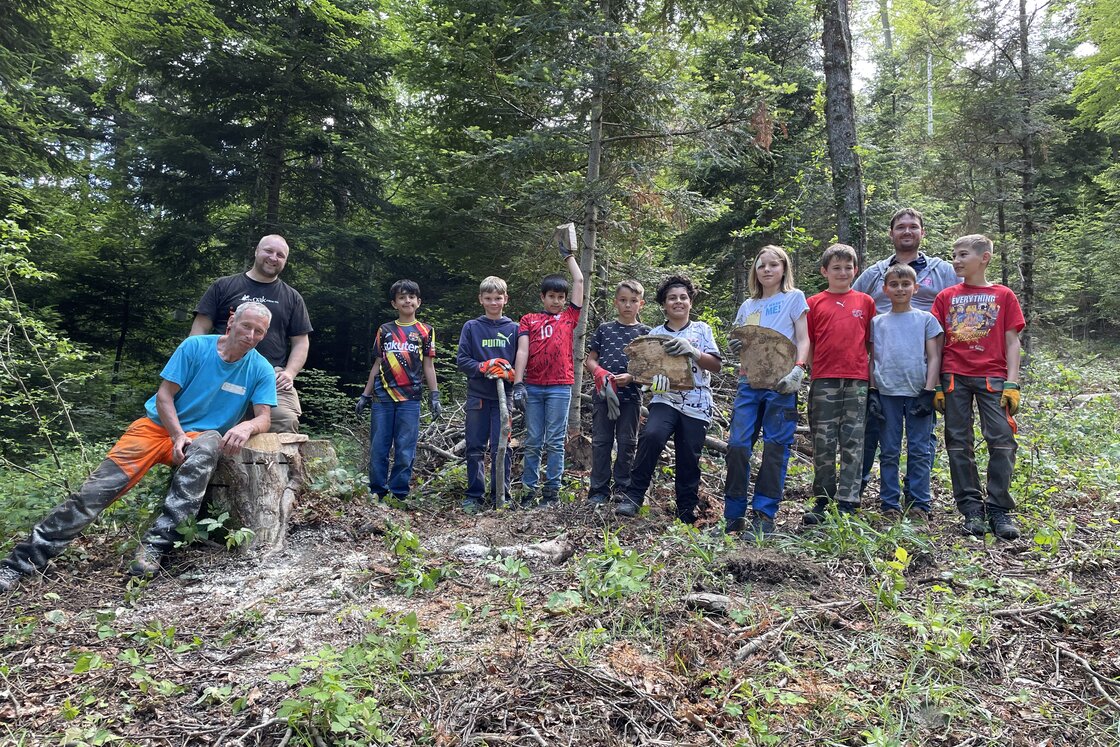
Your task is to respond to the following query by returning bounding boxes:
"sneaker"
[0,566,22,592]
[906,508,931,525]
[801,499,828,526]
[615,499,641,518]
[461,497,486,514]
[746,511,775,538]
[128,544,163,577]
[588,493,610,507]
[879,508,903,524]
[961,513,987,538]
[988,509,1021,540]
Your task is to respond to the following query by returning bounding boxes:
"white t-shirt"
[733,290,809,342]
[648,320,720,423]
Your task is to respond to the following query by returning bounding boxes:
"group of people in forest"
[0,207,1025,594]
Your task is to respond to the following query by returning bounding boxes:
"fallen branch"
[992,594,1094,619]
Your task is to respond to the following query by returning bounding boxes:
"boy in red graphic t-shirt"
[512,246,585,505]
[932,234,1025,541]
[804,244,877,524]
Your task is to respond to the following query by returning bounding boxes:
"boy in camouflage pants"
[804,245,877,522]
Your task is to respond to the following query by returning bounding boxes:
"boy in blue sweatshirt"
[456,276,519,512]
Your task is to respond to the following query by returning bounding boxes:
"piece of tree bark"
[625,335,695,390]
[730,326,797,390]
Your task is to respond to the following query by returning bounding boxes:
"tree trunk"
[822,0,867,265]
[568,54,605,435]
[1017,0,1035,357]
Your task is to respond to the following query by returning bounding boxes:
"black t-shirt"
[195,273,313,367]
[588,320,651,403]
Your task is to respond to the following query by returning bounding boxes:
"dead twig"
[992,594,1094,619]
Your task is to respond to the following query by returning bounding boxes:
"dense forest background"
[3,0,1119,457]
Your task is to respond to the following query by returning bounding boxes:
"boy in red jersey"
[356,280,440,501]
[804,244,877,523]
[932,235,1025,540]
[512,246,585,505]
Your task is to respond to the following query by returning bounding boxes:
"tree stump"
[205,433,336,555]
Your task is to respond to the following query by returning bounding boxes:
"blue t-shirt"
[871,310,943,396]
[144,336,277,433]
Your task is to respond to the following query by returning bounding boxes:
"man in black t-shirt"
[191,234,313,432]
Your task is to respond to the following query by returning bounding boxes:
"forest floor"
[2,348,1119,746]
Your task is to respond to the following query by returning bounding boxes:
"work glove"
[664,336,702,361]
[933,385,946,414]
[649,374,670,395]
[910,389,936,418]
[604,384,621,420]
[728,337,743,357]
[774,365,805,395]
[1000,382,1020,416]
[512,382,528,413]
[480,358,515,382]
[355,393,373,417]
[428,390,443,419]
[592,366,616,396]
[868,389,884,422]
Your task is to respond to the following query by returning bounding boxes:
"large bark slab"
[730,325,797,390]
[624,335,695,390]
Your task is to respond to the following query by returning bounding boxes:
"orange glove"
[933,385,946,414]
[480,358,515,381]
[1001,382,1020,416]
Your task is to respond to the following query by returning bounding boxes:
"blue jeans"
[368,399,420,497]
[878,394,934,512]
[522,384,571,495]
[465,395,511,502]
[724,382,798,520]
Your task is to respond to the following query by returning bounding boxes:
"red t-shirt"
[519,303,582,385]
[807,289,876,380]
[932,283,1024,378]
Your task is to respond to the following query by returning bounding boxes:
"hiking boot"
[879,508,903,524]
[128,544,163,577]
[837,501,860,516]
[0,566,22,593]
[801,499,828,526]
[724,517,747,534]
[961,513,988,538]
[615,499,641,518]
[588,493,610,507]
[461,497,486,514]
[745,511,775,539]
[988,509,1021,541]
[906,508,931,525]
[538,492,559,507]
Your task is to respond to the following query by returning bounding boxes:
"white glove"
[774,365,805,394]
[663,337,701,361]
[649,374,670,395]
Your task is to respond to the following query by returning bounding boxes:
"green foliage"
[384,520,447,595]
[269,608,437,745]
[578,529,655,603]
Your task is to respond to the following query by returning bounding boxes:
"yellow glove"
[1001,382,1020,415]
[933,385,945,414]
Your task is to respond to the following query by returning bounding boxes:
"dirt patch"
[723,547,824,584]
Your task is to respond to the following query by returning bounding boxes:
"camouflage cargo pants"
[809,378,868,506]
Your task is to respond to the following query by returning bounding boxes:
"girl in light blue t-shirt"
[725,245,810,537]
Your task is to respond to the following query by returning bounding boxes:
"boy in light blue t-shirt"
[868,264,943,522]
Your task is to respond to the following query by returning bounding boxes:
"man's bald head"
[250,235,289,282]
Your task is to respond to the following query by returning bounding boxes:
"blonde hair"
[479,276,508,296]
[616,279,645,298]
[748,245,796,299]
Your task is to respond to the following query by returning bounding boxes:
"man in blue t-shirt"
[0,302,277,593]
